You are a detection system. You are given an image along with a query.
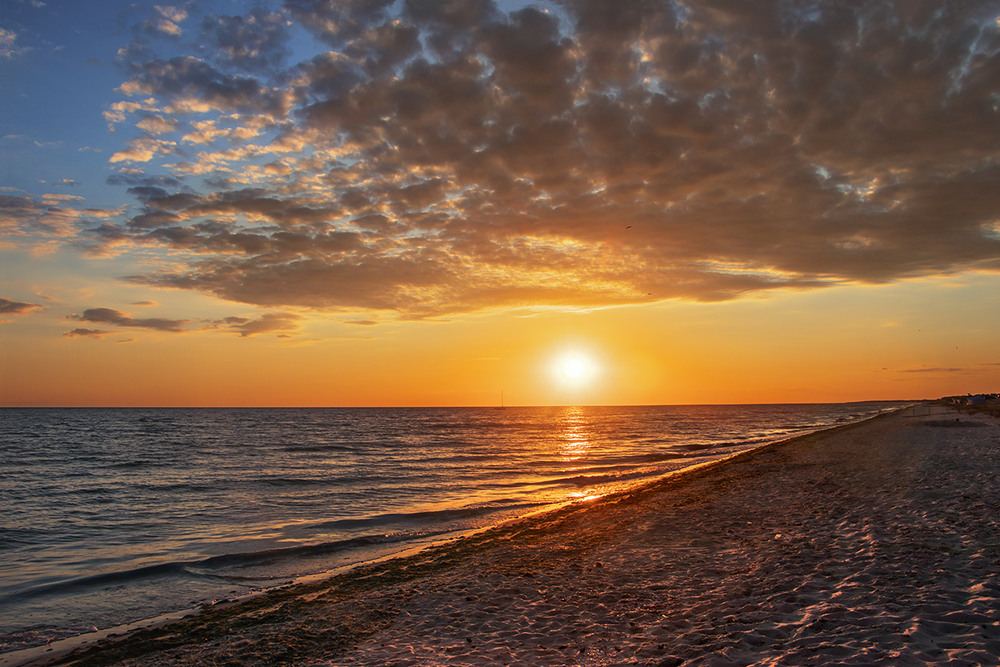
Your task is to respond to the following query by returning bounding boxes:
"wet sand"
[13,405,1000,665]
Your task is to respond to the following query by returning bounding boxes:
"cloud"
[106,172,182,189]
[118,56,288,118]
[0,297,42,315]
[41,193,85,204]
[103,98,159,129]
[64,306,302,339]
[63,328,112,338]
[109,137,177,163]
[89,1,1000,317]
[208,312,303,337]
[143,5,188,37]
[135,114,179,135]
[0,194,92,245]
[893,367,969,374]
[198,8,290,72]
[69,307,188,332]
[0,28,30,60]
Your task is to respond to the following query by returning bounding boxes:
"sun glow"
[552,350,599,389]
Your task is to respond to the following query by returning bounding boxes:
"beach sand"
[15,405,1000,665]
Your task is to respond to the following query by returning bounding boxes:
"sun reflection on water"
[559,407,591,462]
[558,407,606,501]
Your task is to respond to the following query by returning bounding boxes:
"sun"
[552,350,598,388]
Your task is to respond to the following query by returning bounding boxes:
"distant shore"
[9,404,1000,666]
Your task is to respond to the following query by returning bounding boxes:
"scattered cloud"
[207,312,303,337]
[41,193,85,204]
[69,1,1000,317]
[135,114,179,135]
[69,307,188,332]
[1,193,120,253]
[197,8,290,72]
[63,328,112,338]
[0,297,42,315]
[0,27,30,60]
[109,137,177,163]
[62,306,302,339]
[894,367,969,374]
[147,5,189,37]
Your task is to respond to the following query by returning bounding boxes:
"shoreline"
[1,405,903,664]
[9,403,1000,665]
[1,411,856,667]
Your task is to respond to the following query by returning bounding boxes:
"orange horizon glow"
[3,275,995,408]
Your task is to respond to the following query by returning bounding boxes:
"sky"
[1,0,999,407]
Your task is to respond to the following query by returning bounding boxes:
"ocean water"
[0,403,904,652]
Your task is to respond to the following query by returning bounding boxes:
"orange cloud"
[0,297,42,316]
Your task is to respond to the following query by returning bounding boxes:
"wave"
[0,531,446,605]
[280,444,357,453]
[2,499,553,605]
[297,499,546,533]
[592,451,709,464]
[534,468,664,489]
[110,459,159,470]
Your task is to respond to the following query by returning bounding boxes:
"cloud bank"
[80,1,1000,316]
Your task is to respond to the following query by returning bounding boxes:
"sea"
[0,402,905,653]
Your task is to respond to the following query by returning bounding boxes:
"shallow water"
[0,403,904,651]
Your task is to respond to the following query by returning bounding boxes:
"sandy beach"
[12,404,1000,666]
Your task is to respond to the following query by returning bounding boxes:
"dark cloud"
[106,173,183,188]
[96,0,1000,317]
[0,297,42,315]
[0,195,43,227]
[64,307,300,339]
[70,307,188,332]
[897,367,968,374]
[63,328,112,338]
[198,8,290,72]
[121,55,287,118]
[208,312,303,337]
[286,0,397,45]
[1,194,93,241]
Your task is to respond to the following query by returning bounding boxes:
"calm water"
[0,403,904,652]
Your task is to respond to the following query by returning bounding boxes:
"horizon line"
[0,399,927,410]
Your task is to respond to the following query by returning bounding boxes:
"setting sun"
[552,350,600,389]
